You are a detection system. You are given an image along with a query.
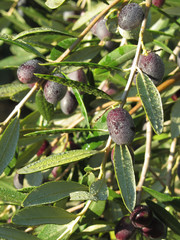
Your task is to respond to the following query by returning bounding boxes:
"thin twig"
[166,137,177,193]
[136,121,152,204]
[54,0,125,63]
[0,82,40,134]
[120,0,152,107]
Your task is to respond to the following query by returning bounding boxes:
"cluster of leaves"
[0,0,180,239]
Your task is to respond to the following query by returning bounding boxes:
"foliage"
[0,0,180,239]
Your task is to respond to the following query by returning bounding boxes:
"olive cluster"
[115,205,167,239]
[17,59,87,115]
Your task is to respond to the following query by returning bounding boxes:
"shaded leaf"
[171,99,180,138]
[12,206,76,226]
[90,179,108,201]
[136,73,164,134]
[0,81,29,100]
[113,144,136,212]
[0,117,20,175]
[0,35,44,58]
[146,200,180,235]
[18,149,98,174]
[23,181,88,207]
[73,88,90,128]
[0,226,40,240]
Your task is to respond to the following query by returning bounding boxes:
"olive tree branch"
[54,0,125,63]
[120,0,152,107]
[0,82,41,134]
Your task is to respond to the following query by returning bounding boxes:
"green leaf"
[23,128,106,137]
[18,149,98,174]
[153,39,174,54]
[23,181,88,207]
[13,27,73,40]
[0,35,44,58]
[113,144,136,212]
[89,179,108,201]
[72,2,108,30]
[35,89,54,122]
[45,0,66,9]
[0,81,29,100]
[171,99,180,138]
[73,88,90,128]
[35,74,113,101]
[37,224,69,240]
[146,200,180,235]
[12,206,76,226]
[70,191,93,201]
[0,226,40,240]
[143,186,180,211]
[94,45,136,78]
[0,117,20,176]
[0,187,25,205]
[136,73,164,134]
[143,186,173,202]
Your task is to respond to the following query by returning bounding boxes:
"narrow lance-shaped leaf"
[146,200,180,235]
[171,99,180,138]
[35,89,54,122]
[0,35,44,58]
[13,27,74,40]
[73,88,90,128]
[35,74,113,101]
[18,149,98,174]
[113,144,136,212]
[23,181,88,207]
[0,226,40,240]
[136,73,164,134]
[23,128,107,137]
[0,117,20,175]
[12,206,76,226]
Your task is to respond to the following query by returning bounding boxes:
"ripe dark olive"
[152,0,165,8]
[142,217,167,239]
[107,108,135,145]
[130,205,153,228]
[90,16,112,40]
[138,52,165,85]
[115,216,136,240]
[43,73,67,105]
[68,68,87,94]
[17,59,48,84]
[118,3,144,31]
[60,90,78,115]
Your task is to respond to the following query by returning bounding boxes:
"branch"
[120,0,152,107]
[136,120,152,204]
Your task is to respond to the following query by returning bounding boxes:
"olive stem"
[0,82,40,134]
[120,0,152,108]
[54,0,124,63]
[166,137,177,193]
[136,120,152,204]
